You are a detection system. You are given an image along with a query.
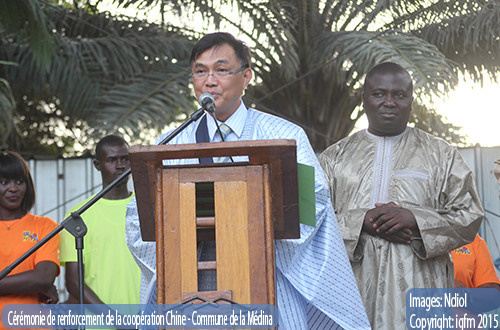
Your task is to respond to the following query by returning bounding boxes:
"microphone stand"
[0,108,205,308]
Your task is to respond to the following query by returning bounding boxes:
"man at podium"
[125,32,370,329]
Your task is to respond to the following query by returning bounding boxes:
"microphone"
[198,92,234,163]
[198,93,216,114]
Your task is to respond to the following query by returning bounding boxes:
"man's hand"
[377,228,413,244]
[371,202,418,234]
[362,209,379,236]
[362,202,419,244]
[363,206,412,243]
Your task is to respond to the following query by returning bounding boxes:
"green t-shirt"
[60,193,140,304]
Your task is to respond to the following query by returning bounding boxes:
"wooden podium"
[129,139,300,306]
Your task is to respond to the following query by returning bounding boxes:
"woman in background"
[452,158,500,290]
[0,151,60,330]
[452,234,500,290]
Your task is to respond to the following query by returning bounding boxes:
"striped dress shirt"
[125,101,370,329]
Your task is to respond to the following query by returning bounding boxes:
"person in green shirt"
[60,134,140,305]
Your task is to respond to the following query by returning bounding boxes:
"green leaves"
[0,0,54,68]
[316,30,456,96]
[0,5,194,154]
[416,0,500,81]
[94,68,193,137]
[0,78,17,149]
[2,0,500,154]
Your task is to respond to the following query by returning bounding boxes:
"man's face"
[363,71,414,136]
[93,143,130,186]
[191,43,252,122]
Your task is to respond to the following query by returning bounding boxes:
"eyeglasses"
[190,65,249,80]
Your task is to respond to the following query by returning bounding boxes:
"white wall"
[460,146,500,274]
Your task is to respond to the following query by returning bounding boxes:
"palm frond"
[416,1,500,81]
[3,0,499,153]
[0,78,17,148]
[382,0,491,31]
[0,0,54,67]
[92,67,194,138]
[316,30,457,97]
[0,6,194,117]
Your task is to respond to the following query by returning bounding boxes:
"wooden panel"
[156,165,276,306]
[246,166,273,304]
[262,166,276,305]
[179,182,198,293]
[157,169,175,303]
[129,140,300,239]
[159,168,182,304]
[129,158,161,241]
[155,168,165,304]
[179,166,249,183]
[214,181,251,303]
[129,139,296,162]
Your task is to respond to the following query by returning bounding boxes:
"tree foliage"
[146,0,500,149]
[2,0,500,155]
[0,1,194,155]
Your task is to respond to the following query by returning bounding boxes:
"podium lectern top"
[129,139,300,241]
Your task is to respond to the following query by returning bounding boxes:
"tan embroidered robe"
[319,127,484,329]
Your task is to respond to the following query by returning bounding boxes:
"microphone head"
[198,93,215,113]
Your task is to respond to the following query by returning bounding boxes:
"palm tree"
[111,0,500,149]
[0,1,195,155]
[0,0,54,151]
[3,0,500,153]
[0,0,54,66]
[153,0,500,149]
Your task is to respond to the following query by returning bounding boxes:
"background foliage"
[1,0,500,155]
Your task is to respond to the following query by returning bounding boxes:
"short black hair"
[95,135,128,161]
[190,32,251,67]
[364,62,413,93]
[0,151,36,212]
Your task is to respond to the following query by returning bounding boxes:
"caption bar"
[406,288,500,330]
[1,304,278,329]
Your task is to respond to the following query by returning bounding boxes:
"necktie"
[218,123,231,141]
[216,123,232,163]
